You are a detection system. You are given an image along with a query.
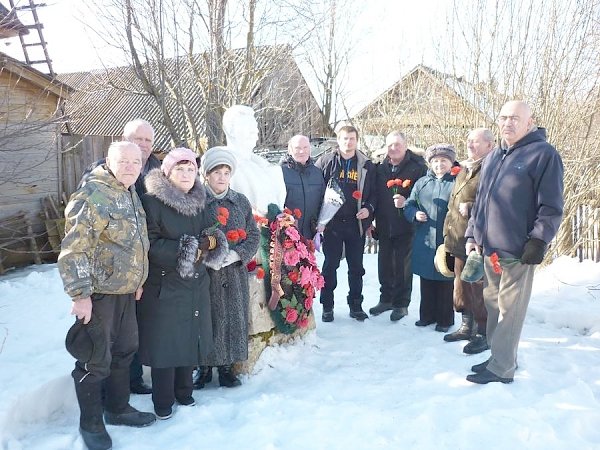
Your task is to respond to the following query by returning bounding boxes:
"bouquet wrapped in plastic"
[313,178,345,251]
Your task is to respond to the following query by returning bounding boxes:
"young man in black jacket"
[370,131,427,321]
[315,126,376,322]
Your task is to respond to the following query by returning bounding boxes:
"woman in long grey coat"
[138,148,227,419]
[194,146,260,389]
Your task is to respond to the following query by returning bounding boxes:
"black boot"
[348,298,368,321]
[443,313,473,342]
[463,322,489,354]
[74,380,112,450]
[103,367,155,427]
[218,365,241,388]
[193,366,213,390]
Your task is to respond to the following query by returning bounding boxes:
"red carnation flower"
[402,179,412,188]
[490,252,502,274]
[237,229,247,240]
[450,166,461,176]
[246,260,257,272]
[256,267,265,279]
[217,214,227,225]
[288,270,299,283]
[226,230,240,242]
[352,190,362,200]
[284,207,293,215]
[293,208,302,219]
[386,179,395,188]
[217,206,230,219]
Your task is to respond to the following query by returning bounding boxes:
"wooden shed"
[0,51,71,271]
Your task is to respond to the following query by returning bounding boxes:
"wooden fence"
[572,204,600,262]
[61,134,119,198]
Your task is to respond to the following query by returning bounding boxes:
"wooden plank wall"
[61,134,118,198]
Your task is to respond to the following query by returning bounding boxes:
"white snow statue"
[223,105,286,216]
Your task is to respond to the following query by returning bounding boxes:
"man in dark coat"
[315,125,376,322]
[465,101,564,384]
[370,131,427,321]
[442,128,494,353]
[280,135,326,239]
[78,119,161,394]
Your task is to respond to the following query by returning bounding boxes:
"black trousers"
[151,366,194,410]
[419,278,454,327]
[71,293,138,384]
[71,293,138,414]
[320,217,366,310]
[378,233,415,308]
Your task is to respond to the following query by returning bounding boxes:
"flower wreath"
[257,204,324,334]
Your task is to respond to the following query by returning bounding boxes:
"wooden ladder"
[8,0,54,77]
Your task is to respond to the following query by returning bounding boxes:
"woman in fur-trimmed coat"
[194,146,260,389]
[137,148,228,420]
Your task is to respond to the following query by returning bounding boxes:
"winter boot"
[193,366,213,390]
[390,307,408,322]
[103,367,155,427]
[74,380,112,450]
[322,307,334,322]
[348,298,368,321]
[218,365,242,388]
[463,322,489,354]
[443,313,474,342]
[369,302,393,316]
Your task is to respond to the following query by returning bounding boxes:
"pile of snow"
[0,256,599,449]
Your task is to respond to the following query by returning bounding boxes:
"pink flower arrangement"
[267,208,323,332]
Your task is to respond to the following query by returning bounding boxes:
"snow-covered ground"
[1,255,599,450]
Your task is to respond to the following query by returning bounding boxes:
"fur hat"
[425,143,456,163]
[65,313,106,365]
[200,146,237,176]
[434,244,455,278]
[161,147,199,177]
[461,251,484,282]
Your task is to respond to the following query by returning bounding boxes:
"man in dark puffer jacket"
[280,135,326,239]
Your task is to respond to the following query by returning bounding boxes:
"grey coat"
[137,169,228,369]
[200,188,260,367]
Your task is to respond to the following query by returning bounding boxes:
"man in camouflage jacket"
[58,141,155,450]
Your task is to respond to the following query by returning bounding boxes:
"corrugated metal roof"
[354,64,497,121]
[58,45,301,152]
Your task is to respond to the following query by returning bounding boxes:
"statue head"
[222,105,259,154]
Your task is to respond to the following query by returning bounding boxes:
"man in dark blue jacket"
[315,126,376,322]
[465,100,564,384]
[280,135,326,239]
[370,131,427,321]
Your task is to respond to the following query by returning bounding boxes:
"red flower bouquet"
[386,178,412,215]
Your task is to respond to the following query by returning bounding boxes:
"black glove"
[521,238,547,265]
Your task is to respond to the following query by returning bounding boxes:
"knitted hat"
[201,146,237,176]
[461,251,484,282]
[161,147,198,177]
[425,143,456,163]
[65,313,107,365]
[434,244,455,278]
